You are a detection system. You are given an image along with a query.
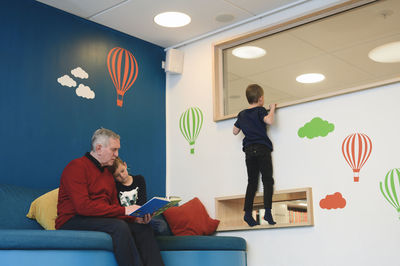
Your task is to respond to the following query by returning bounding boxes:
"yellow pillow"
[26,188,59,230]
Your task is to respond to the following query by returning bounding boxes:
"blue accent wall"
[0,0,166,198]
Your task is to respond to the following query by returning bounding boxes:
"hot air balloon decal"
[179,107,203,154]
[380,168,400,219]
[341,133,372,182]
[107,47,139,107]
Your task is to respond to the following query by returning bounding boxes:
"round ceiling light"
[296,73,325,84]
[368,41,400,63]
[154,12,191,28]
[232,46,266,59]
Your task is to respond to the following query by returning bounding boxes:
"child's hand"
[135,213,152,224]
[233,125,241,135]
[264,104,277,124]
[143,213,152,224]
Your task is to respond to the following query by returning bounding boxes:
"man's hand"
[125,205,140,215]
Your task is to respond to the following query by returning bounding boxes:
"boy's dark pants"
[60,216,164,266]
[243,144,274,212]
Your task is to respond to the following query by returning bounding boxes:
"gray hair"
[91,128,120,151]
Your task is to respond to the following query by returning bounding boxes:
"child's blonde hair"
[109,157,124,176]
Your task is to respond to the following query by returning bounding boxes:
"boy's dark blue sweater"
[234,106,273,151]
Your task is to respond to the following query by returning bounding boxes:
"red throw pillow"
[163,197,220,236]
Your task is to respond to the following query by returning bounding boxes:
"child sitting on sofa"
[109,157,170,235]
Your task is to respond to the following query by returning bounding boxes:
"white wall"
[166,1,400,265]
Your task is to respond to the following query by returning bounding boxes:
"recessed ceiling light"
[154,12,191,28]
[296,73,325,84]
[368,41,400,63]
[232,46,266,59]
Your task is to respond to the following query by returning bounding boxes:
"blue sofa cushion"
[0,230,113,251]
[1,230,246,253]
[156,236,246,251]
[0,184,49,229]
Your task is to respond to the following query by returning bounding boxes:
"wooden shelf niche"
[215,187,314,231]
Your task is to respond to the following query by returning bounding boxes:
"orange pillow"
[163,197,220,236]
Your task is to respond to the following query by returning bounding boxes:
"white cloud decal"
[76,84,95,99]
[57,75,76,87]
[71,67,89,79]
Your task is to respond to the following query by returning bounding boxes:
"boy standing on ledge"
[233,84,277,226]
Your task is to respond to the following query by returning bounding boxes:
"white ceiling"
[36,0,304,48]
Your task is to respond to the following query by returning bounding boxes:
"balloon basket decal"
[179,107,203,154]
[107,47,139,107]
[341,133,372,182]
[189,141,195,154]
[353,170,360,182]
[379,168,400,219]
[117,93,124,107]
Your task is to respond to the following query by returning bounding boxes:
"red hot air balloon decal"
[341,133,372,182]
[107,47,139,107]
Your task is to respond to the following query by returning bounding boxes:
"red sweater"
[56,154,127,229]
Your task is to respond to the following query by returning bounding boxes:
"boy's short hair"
[246,84,264,104]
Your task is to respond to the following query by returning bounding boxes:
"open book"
[129,196,181,217]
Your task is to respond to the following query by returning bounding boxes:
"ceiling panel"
[89,0,253,48]
[224,0,303,15]
[227,72,242,82]
[35,0,307,48]
[225,33,324,77]
[289,0,400,52]
[333,33,400,77]
[248,54,372,98]
[36,0,125,18]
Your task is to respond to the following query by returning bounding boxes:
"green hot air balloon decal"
[179,107,203,154]
[379,168,400,219]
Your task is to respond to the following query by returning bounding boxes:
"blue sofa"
[0,184,247,266]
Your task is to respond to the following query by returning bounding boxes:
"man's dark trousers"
[60,216,164,266]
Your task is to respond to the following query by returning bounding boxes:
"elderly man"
[56,128,164,266]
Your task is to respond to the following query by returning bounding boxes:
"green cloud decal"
[298,117,334,139]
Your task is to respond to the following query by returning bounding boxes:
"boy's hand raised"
[264,103,277,125]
